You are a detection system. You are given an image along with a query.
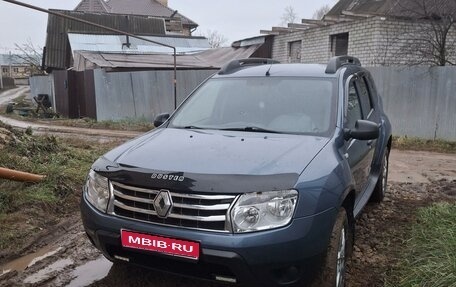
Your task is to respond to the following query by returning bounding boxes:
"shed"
[43,10,167,71]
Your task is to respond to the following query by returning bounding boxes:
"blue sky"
[0,0,337,52]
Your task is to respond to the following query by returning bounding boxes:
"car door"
[344,77,374,198]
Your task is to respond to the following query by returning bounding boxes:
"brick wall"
[272,17,456,66]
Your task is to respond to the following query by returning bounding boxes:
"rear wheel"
[312,208,350,287]
[370,149,389,203]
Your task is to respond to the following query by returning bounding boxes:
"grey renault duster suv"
[81,56,392,287]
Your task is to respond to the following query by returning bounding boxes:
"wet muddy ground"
[0,149,455,287]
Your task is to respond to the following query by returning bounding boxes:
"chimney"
[157,0,168,6]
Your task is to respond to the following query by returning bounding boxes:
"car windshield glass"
[169,77,337,135]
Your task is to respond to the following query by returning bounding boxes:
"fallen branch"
[0,167,45,183]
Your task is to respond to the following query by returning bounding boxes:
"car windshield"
[169,77,337,135]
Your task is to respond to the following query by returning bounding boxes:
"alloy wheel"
[336,227,346,287]
[382,153,389,195]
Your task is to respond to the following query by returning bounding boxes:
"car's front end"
[81,149,341,286]
[80,60,363,287]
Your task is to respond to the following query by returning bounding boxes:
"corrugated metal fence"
[30,67,456,140]
[368,67,456,141]
[1,77,15,89]
[93,69,216,121]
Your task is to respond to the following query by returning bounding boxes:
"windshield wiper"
[182,125,205,130]
[220,126,283,134]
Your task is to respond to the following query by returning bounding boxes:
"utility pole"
[0,52,3,90]
[9,51,12,78]
[0,64,3,90]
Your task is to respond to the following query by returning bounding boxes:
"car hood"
[106,128,330,176]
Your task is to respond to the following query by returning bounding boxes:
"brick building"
[265,0,456,66]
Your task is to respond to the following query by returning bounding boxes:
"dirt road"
[0,87,140,140]
[0,148,454,287]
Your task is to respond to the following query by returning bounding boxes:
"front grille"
[109,181,237,232]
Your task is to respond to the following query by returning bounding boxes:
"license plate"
[121,230,200,260]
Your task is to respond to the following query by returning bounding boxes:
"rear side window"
[346,81,362,129]
[355,78,373,118]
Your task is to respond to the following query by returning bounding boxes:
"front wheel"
[370,149,390,203]
[312,208,351,287]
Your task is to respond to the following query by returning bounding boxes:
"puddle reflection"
[67,256,113,287]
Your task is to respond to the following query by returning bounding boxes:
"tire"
[311,208,351,287]
[370,149,390,203]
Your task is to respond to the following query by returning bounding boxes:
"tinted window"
[170,77,337,135]
[346,81,362,129]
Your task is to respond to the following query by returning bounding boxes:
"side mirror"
[344,120,379,141]
[154,113,170,127]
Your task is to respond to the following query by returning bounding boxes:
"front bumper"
[81,195,336,287]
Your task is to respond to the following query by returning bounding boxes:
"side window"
[346,81,362,129]
[355,77,373,118]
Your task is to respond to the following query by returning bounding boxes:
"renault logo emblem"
[153,190,173,218]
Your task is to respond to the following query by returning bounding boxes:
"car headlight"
[231,190,298,233]
[85,170,110,213]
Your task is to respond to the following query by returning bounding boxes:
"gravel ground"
[0,150,455,287]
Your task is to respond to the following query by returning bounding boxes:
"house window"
[288,41,302,63]
[2,68,7,73]
[13,68,19,73]
[330,33,349,56]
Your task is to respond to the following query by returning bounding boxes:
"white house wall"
[272,18,456,66]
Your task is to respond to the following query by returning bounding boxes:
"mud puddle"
[24,258,74,284]
[0,246,61,275]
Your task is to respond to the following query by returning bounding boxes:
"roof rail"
[218,58,280,75]
[325,56,361,74]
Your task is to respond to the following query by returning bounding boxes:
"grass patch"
[385,202,456,287]
[0,122,112,253]
[9,94,29,109]
[2,112,153,132]
[393,136,456,154]
[48,117,154,132]
[1,94,154,132]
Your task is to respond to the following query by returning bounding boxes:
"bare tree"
[313,4,331,20]
[281,6,298,26]
[201,30,228,48]
[14,39,45,75]
[395,0,456,66]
